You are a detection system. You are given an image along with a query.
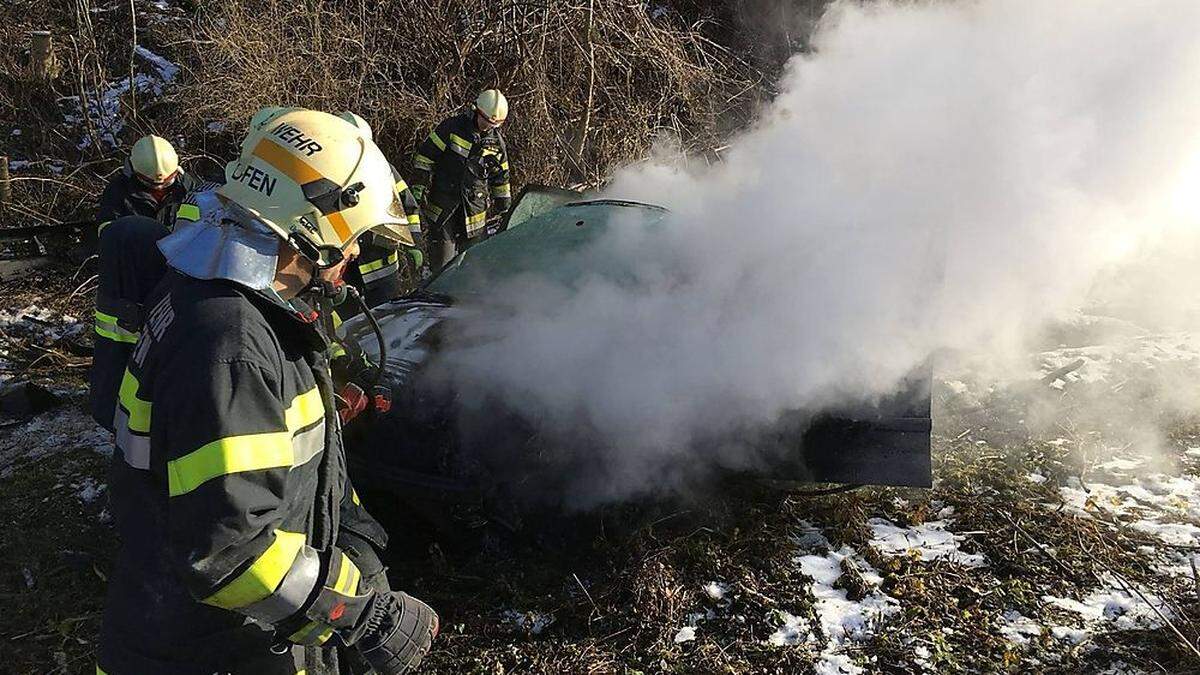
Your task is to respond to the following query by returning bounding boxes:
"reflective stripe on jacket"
[413,111,511,238]
[98,270,383,674]
[88,215,170,431]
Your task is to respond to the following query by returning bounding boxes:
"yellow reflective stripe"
[289,619,335,645]
[466,210,488,225]
[168,432,293,496]
[283,386,324,432]
[95,324,138,344]
[407,213,421,225]
[96,666,107,675]
[331,342,347,360]
[449,134,472,152]
[490,183,511,197]
[358,250,400,275]
[332,552,361,596]
[331,311,343,330]
[394,178,409,192]
[167,386,324,496]
[204,530,306,610]
[428,132,446,152]
[500,161,509,171]
[95,310,138,344]
[351,488,361,506]
[176,203,201,222]
[118,369,151,433]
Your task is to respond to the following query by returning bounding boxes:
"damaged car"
[338,187,932,537]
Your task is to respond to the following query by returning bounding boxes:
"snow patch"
[60,47,180,151]
[703,580,730,603]
[769,523,897,674]
[1098,457,1143,473]
[1043,576,1172,642]
[995,610,1043,646]
[673,626,696,643]
[1050,625,1090,644]
[500,609,554,635]
[0,408,113,478]
[868,518,987,567]
[767,611,815,646]
[799,546,899,643]
[74,477,104,504]
[814,652,864,675]
[1036,333,1200,386]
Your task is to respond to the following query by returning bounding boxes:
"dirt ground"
[2,263,1199,674]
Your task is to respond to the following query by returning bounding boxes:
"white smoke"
[440,0,1200,505]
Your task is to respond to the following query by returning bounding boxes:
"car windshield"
[426,200,668,301]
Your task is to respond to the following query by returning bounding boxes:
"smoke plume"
[439,0,1200,505]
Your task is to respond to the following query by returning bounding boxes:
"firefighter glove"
[337,382,369,424]
[355,591,439,675]
[406,247,424,270]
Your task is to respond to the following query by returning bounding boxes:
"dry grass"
[0,0,814,231]
[178,0,765,188]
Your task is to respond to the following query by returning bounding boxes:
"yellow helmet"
[217,108,412,266]
[475,89,508,125]
[338,111,373,142]
[130,135,179,185]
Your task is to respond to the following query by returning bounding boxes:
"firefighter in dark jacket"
[339,112,425,308]
[96,135,197,238]
[89,187,211,432]
[412,89,512,271]
[96,109,437,675]
[88,215,167,431]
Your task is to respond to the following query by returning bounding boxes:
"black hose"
[344,284,387,385]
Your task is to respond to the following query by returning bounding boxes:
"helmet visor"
[136,169,178,189]
[363,192,415,247]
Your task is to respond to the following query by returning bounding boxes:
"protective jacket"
[345,170,423,309]
[88,215,169,431]
[97,161,197,235]
[88,189,211,431]
[413,111,511,242]
[97,267,389,674]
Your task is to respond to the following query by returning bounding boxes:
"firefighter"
[88,215,168,432]
[95,135,197,238]
[338,111,426,308]
[412,89,512,271]
[89,183,214,432]
[97,109,437,675]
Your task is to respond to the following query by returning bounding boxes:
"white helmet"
[249,106,300,132]
[475,89,508,125]
[338,111,373,142]
[217,108,413,266]
[243,107,301,155]
[130,135,179,185]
